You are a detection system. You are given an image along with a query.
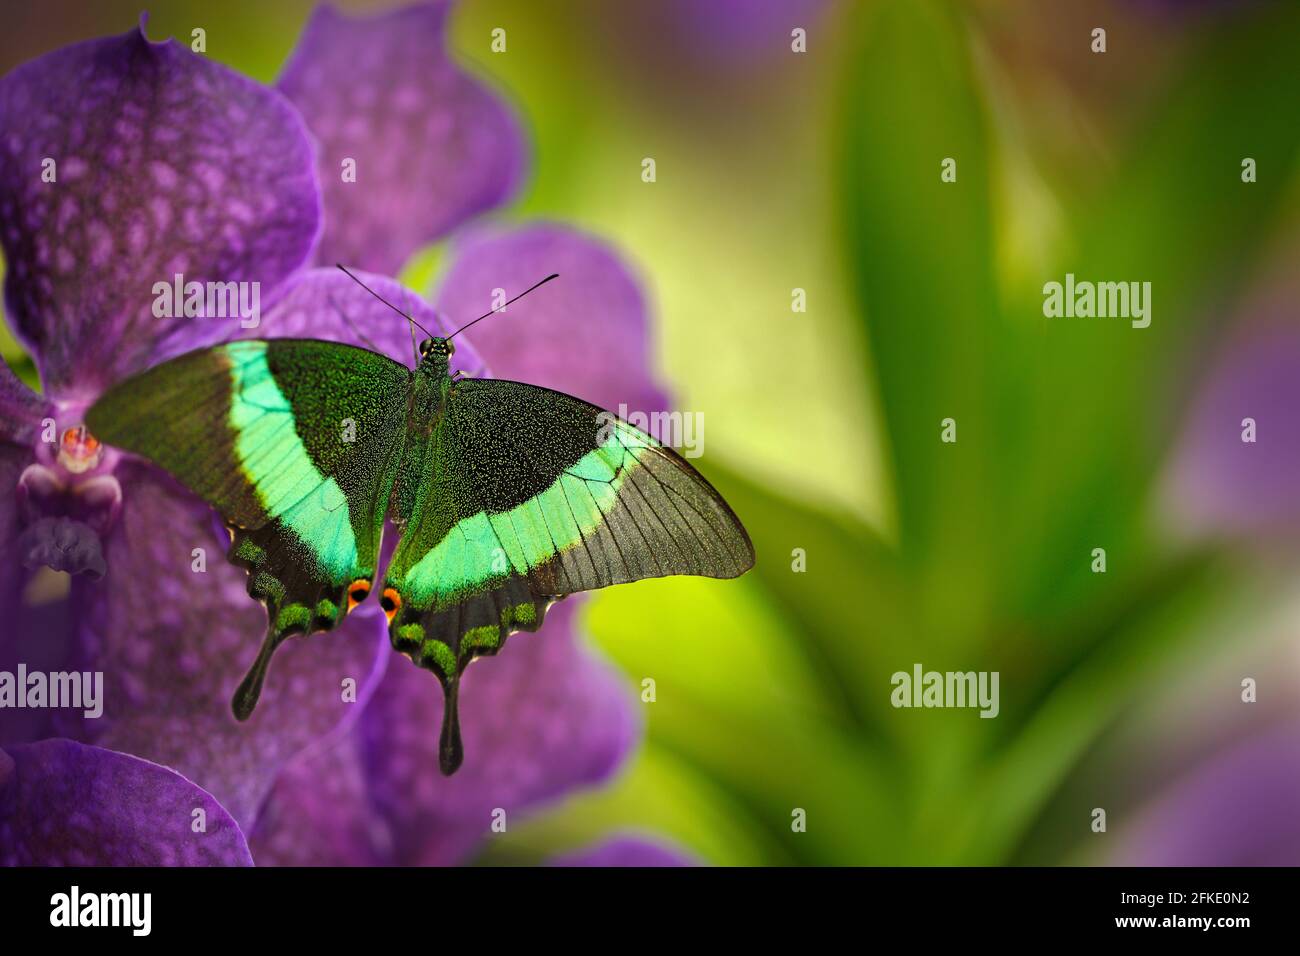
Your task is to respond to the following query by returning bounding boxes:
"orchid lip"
[16,426,123,579]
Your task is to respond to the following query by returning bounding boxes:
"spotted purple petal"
[358,600,636,866]
[0,446,28,579]
[0,358,50,444]
[0,18,321,396]
[434,224,668,418]
[0,371,75,743]
[0,365,44,655]
[0,444,45,739]
[548,836,699,867]
[278,3,525,276]
[0,361,43,572]
[0,738,252,865]
[1115,721,1300,866]
[54,459,388,830]
[1166,324,1300,537]
[247,730,390,866]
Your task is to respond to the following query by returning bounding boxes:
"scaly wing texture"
[384,377,754,772]
[87,339,410,716]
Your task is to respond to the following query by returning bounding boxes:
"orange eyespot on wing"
[347,579,372,611]
[379,587,402,623]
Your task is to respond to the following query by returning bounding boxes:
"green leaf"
[838,0,1002,648]
[966,553,1244,863]
[703,459,905,734]
[997,1,1300,625]
[581,545,906,863]
[474,744,783,867]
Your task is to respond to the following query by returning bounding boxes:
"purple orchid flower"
[1,738,251,866]
[1165,321,1300,540]
[2,4,672,865]
[1115,720,1300,866]
[276,2,525,278]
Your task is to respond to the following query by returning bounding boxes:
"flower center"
[58,425,103,474]
[16,420,121,580]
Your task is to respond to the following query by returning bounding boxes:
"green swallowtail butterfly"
[85,272,754,774]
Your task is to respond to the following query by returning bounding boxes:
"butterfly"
[85,271,755,774]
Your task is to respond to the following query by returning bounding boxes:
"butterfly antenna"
[335,264,436,361]
[327,294,382,354]
[447,273,560,341]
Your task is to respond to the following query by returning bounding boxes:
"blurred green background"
[3,0,1298,865]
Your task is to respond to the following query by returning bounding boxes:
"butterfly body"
[87,334,754,773]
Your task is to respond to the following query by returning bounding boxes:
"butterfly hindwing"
[383,377,754,772]
[86,339,411,716]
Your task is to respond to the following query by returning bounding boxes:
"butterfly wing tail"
[224,523,370,720]
[230,622,287,721]
[438,668,463,775]
[388,577,558,775]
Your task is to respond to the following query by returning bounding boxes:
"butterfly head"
[418,336,454,365]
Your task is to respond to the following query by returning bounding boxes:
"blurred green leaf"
[838,0,1300,864]
[838,0,1002,650]
[968,552,1244,863]
[998,0,1300,630]
[477,744,783,867]
[583,567,906,864]
[705,460,905,733]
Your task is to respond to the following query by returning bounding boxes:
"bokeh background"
[3,0,1298,865]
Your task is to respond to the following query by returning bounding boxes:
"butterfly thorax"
[417,350,451,383]
[391,355,452,526]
